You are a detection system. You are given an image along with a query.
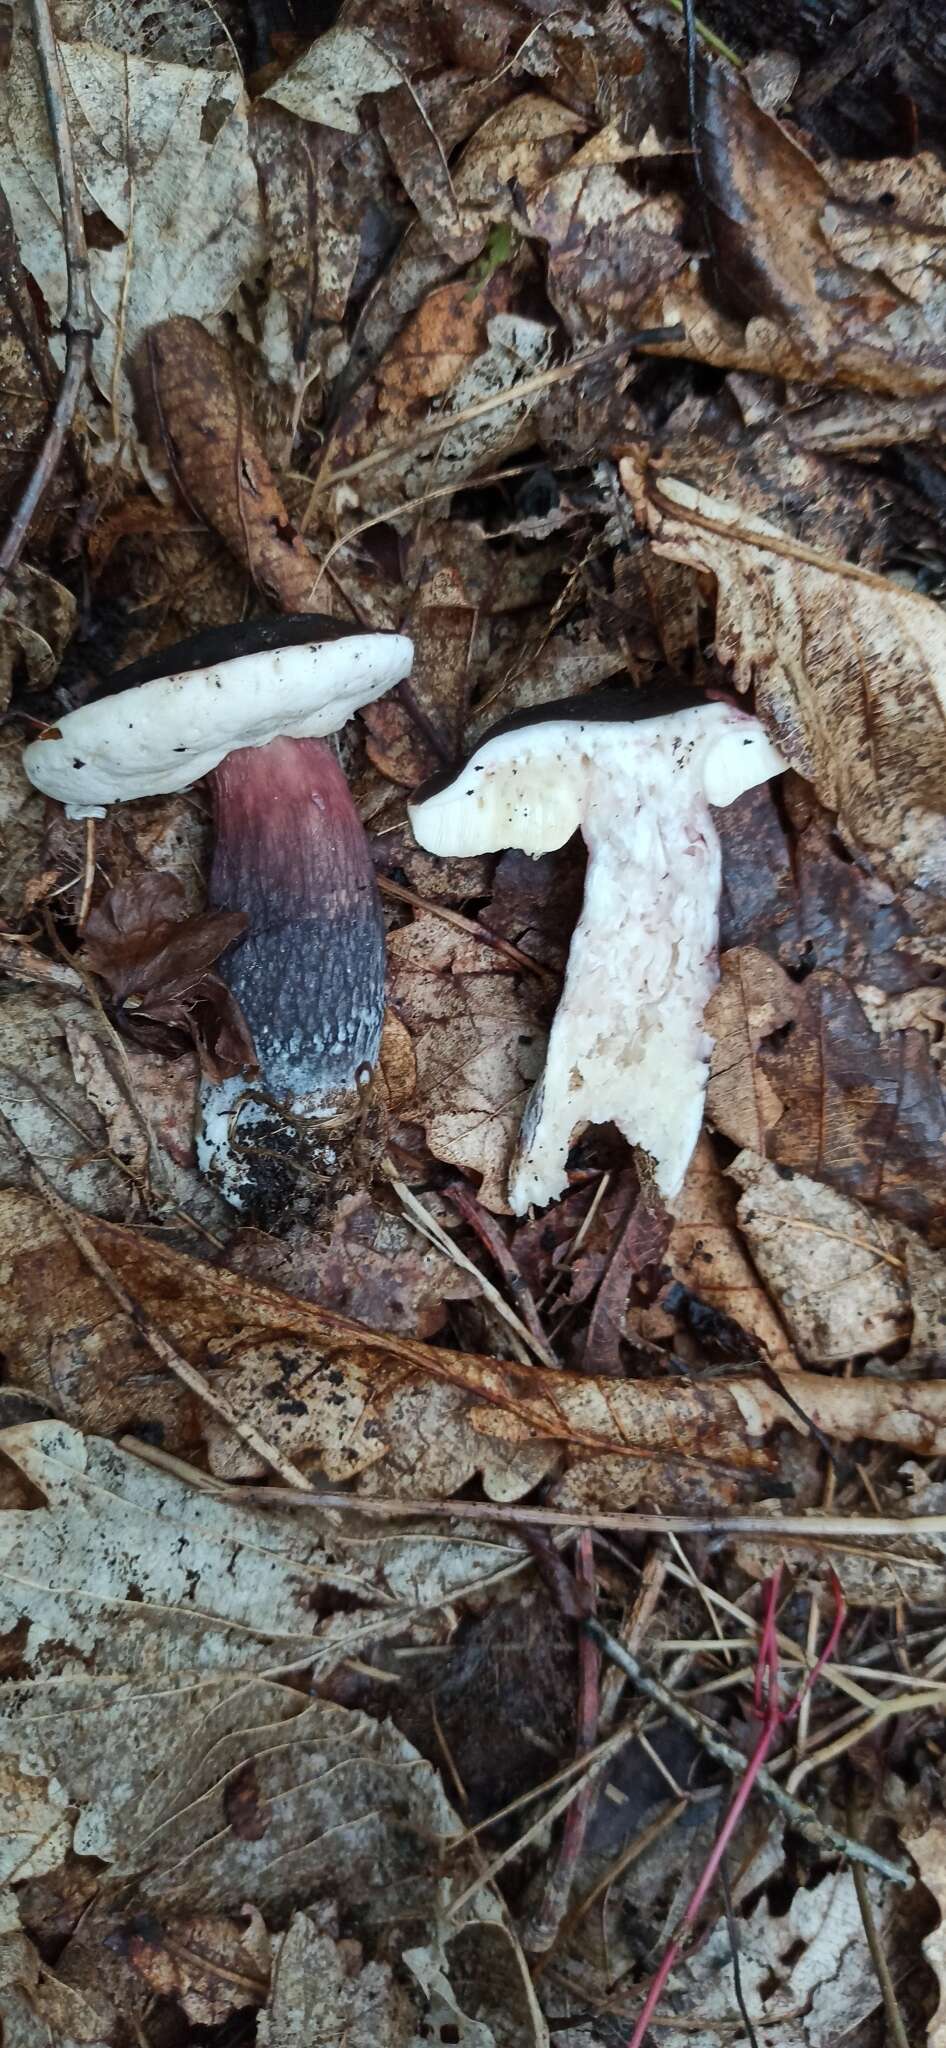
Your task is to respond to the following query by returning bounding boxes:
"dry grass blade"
[383,1164,559,1366]
[587,1620,911,1886]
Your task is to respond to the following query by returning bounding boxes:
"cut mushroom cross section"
[408,685,786,1214]
[23,615,413,1218]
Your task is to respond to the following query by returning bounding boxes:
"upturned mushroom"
[23,615,413,1212]
[408,684,785,1213]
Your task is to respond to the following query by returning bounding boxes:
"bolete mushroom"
[23,615,413,1212]
[408,684,785,1213]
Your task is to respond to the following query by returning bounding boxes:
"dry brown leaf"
[748,970,946,1235]
[260,1911,412,2048]
[321,273,552,519]
[336,92,584,397]
[0,1908,111,2048]
[623,458,946,911]
[80,872,257,1081]
[618,65,946,397]
[386,910,549,1211]
[363,544,480,784]
[667,1135,800,1374]
[0,26,263,442]
[706,947,798,1152]
[134,316,320,611]
[729,1152,912,1363]
[123,1909,270,2026]
[693,63,946,396]
[9,1190,946,1508]
[527,158,687,344]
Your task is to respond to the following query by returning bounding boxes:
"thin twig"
[719,1852,762,2048]
[382,1164,556,1367]
[446,1180,558,1364]
[847,1790,912,2048]
[377,874,558,982]
[76,817,97,933]
[303,327,684,514]
[0,1107,310,1490]
[228,1485,946,1549]
[525,1532,601,1951]
[586,1617,911,1889]
[0,0,99,589]
[0,937,85,994]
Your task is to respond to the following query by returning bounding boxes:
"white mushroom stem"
[510,746,721,1211]
[409,694,785,1213]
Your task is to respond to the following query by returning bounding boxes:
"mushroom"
[23,615,413,1212]
[408,684,786,1214]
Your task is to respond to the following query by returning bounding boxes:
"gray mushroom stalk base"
[197,735,386,1218]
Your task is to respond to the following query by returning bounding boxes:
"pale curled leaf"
[909,1820,946,2048]
[0,1419,364,1677]
[264,25,402,134]
[730,1152,912,1363]
[0,1405,529,1685]
[0,14,263,437]
[0,1761,71,1887]
[623,458,946,907]
[260,1913,411,2047]
[653,1856,895,2048]
[706,946,798,1153]
[387,911,549,1213]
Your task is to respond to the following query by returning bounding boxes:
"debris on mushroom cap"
[21,614,414,817]
[197,735,385,1219]
[409,686,786,1212]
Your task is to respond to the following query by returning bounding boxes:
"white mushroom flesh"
[22,632,414,817]
[410,700,785,1212]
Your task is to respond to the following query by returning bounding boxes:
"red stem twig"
[445,1180,558,1364]
[526,1532,601,1951]
[0,0,99,591]
[624,1567,846,2048]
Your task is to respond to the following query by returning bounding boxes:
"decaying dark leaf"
[227,1190,475,1340]
[693,61,946,396]
[134,316,320,610]
[122,1908,270,2025]
[81,873,257,1081]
